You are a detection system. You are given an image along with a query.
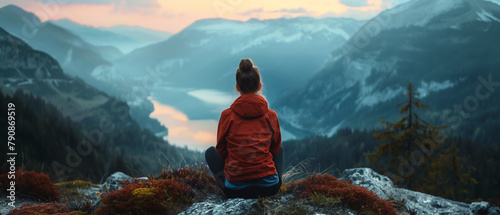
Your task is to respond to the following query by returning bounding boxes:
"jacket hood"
[230,94,268,118]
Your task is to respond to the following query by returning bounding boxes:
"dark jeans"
[205,146,283,199]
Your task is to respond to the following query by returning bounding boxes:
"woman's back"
[217,93,281,182]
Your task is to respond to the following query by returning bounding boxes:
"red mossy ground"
[155,164,220,196]
[7,202,83,215]
[0,170,60,202]
[2,168,402,214]
[96,178,192,215]
[488,198,500,207]
[286,174,398,215]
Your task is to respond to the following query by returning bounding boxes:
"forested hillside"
[0,90,200,183]
[0,26,200,183]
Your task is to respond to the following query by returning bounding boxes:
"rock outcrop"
[180,196,260,215]
[2,169,498,215]
[339,168,499,215]
[100,172,133,193]
[469,202,500,215]
[180,194,359,215]
[176,168,500,215]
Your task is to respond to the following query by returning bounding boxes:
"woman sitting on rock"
[205,58,283,199]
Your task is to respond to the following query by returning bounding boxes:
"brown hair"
[236,59,261,94]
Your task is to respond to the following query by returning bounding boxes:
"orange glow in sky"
[6,0,396,33]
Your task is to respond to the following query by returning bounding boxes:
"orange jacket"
[216,93,282,182]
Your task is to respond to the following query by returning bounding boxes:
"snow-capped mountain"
[114,17,366,119]
[275,0,500,146]
[383,0,500,29]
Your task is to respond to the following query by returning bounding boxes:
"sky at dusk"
[0,0,411,33]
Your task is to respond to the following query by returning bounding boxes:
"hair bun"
[239,58,254,71]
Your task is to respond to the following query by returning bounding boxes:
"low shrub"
[56,180,98,190]
[285,174,398,215]
[256,198,310,215]
[63,200,99,215]
[0,170,60,201]
[155,163,221,199]
[56,180,99,201]
[96,179,192,215]
[488,198,500,207]
[309,192,342,207]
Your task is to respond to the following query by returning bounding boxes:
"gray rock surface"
[79,185,101,199]
[339,168,394,199]
[180,196,259,215]
[78,183,102,206]
[391,187,469,215]
[0,195,38,215]
[2,170,498,215]
[135,176,149,181]
[179,194,359,215]
[470,202,500,215]
[100,172,133,193]
[339,168,499,215]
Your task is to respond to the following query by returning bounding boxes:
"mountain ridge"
[0,4,122,62]
[0,27,198,181]
[383,0,500,29]
[0,4,169,135]
[275,0,500,145]
[0,4,120,83]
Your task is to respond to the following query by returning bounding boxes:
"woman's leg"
[206,146,285,199]
[225,148,285,199]
[222,181,282,199]
[205,146,226,189]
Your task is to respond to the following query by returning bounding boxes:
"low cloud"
[320,9,380,20]
[383,0,413,6]
[340,0,369,7]
[274,7,308,14]
[4,0,413,34]
[239,7,308,16]
[238,8,264,16]
[46,0,159,7]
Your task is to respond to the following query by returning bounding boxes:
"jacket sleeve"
[216,110,230,160]
[269,111,282,157]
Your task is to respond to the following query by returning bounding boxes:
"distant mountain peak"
[185,16,363,39]
[382,0,500,29]
[1,4,25,12]
[0,4,41,23]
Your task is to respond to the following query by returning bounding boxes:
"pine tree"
[365,83,447,189]
[423,143,478,201]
